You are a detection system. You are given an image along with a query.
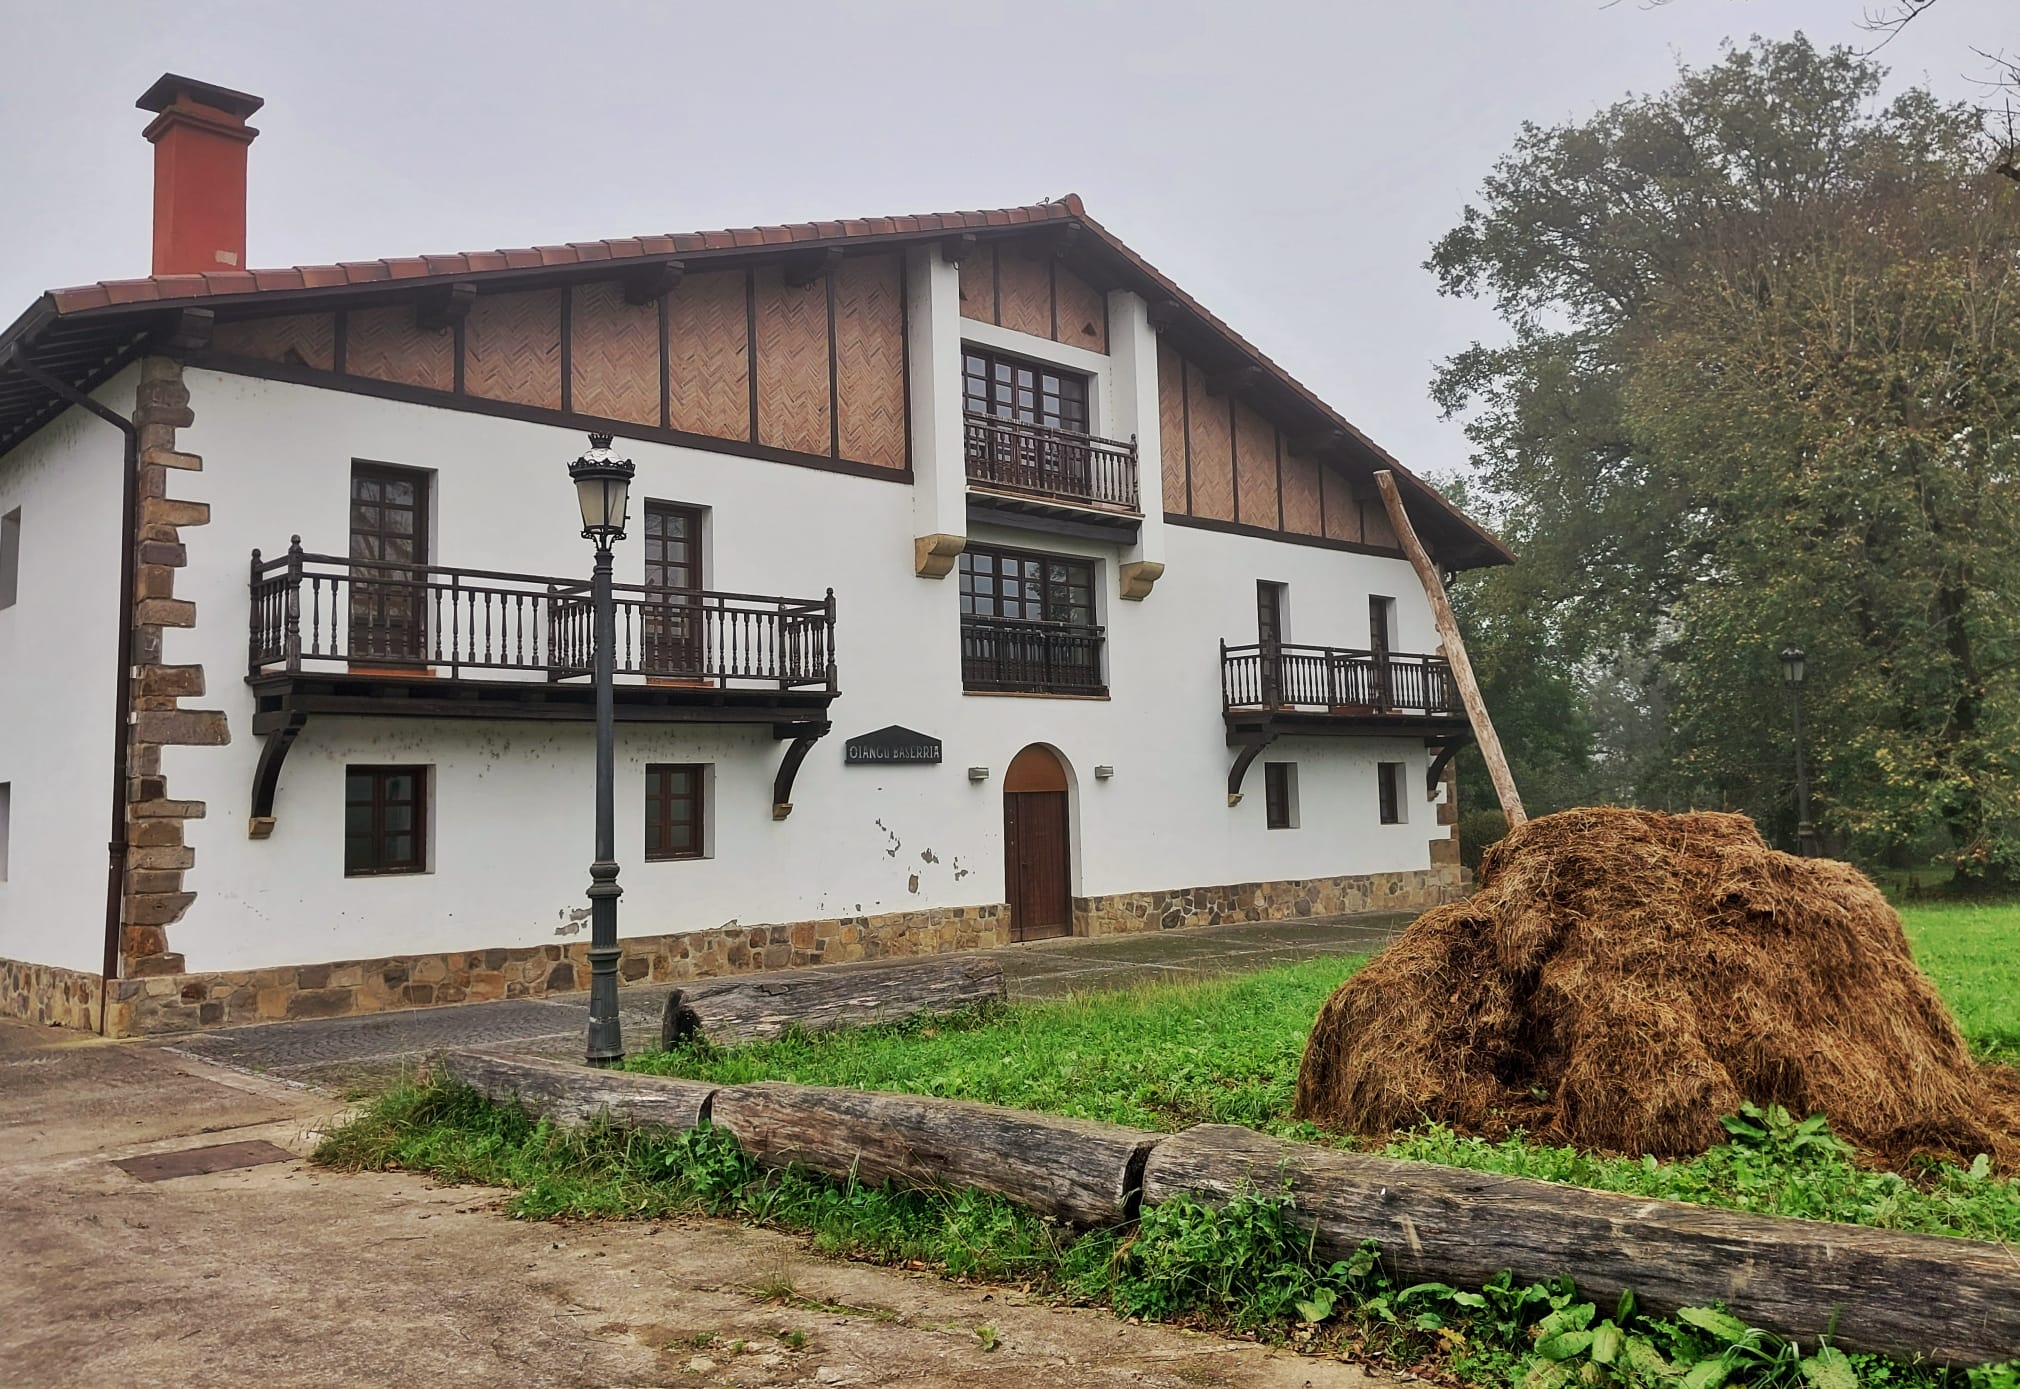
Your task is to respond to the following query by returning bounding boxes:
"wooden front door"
[642,502,704,679]
[1004,745,1072,942]
[349,462,429,664]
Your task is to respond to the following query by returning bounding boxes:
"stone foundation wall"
[1,958,104,1031]
[103,863,1465,1036]
[1073,865,1467,937]
[109,902,1011,1036]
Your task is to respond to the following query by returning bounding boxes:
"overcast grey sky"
[0,0,2007,474]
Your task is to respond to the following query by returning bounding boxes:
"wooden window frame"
[0,507,19,611]
[958,542,1098,626]
[1264,762,1297,831]
[344,765,428,877]
[645,762,707,862]
[1377,761,1405,826]
[962,345,1091,435]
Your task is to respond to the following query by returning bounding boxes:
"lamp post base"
[584,859,625,1067]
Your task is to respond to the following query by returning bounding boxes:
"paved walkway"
[0,1017,1380,1389]
[164,913,1405,1090]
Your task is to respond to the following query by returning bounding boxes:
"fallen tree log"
[1142,1124,2020,1365]
[660,954,1006,1047]
[432,1047,716,1131]
[710,1081,1155,1227]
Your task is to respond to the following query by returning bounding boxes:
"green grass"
[1900,901,2020,1064]
[630,951,1358,1134]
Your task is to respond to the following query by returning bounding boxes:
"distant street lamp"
[1779,646,1816,856]
[571,432,636,1066]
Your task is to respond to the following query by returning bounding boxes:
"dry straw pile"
[1295,807,2020,1169]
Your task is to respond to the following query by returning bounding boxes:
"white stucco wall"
[162,368,1449,974]
[0,373,130,974]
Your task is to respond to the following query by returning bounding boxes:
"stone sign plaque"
[844,725,943,766]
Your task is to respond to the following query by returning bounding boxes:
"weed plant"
[314,1082,2015,1389]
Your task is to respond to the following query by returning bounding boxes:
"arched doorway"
[1003,745,1072,942]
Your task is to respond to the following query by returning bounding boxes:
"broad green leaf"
[1623,1336,1678,1379]
[1537,1302,1598,1337]
[1681,1359,1734,1389]
[1591,1323,1626,1366]
[1800,1346,1858,1389]
[1678,1307,1752,1345]
[1537,1330,1597,1362]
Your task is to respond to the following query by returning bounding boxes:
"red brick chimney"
[135,74,264,276]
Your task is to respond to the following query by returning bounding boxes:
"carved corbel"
[1226,732,1278,806]
[248,709,309,838]
[1117,560,1164,602]
[771,723,830,820]
[914,532,965,579]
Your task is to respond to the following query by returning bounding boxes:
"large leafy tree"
[1434,35,2020,881]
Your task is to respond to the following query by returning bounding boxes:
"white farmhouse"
[0,76,1508,1036]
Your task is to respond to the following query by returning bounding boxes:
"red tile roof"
[10,194,1511,565]
[44,200,1082,314]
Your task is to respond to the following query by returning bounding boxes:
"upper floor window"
[963,348,1089,435]
[960,544,1095,626]
[959,543,1104,696]
[0,507,20,610]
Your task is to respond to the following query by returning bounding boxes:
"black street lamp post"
[1779,646,1816,857]
[570,432,636,1067]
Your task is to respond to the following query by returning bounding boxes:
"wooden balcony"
[963,414,1140,540]
[1222,641,1463,732]
[961,615,1106,696]
[243,543,839,831]
[1220,640,1470,801]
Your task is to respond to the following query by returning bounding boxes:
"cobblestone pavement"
[164,913,1407,1089]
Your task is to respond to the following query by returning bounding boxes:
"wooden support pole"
[1372,470,1526,826]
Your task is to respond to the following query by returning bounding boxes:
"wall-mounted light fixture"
[1093,765,1115,780]
[967,766,990,782]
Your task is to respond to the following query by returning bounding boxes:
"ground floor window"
[646,763,707,860]
[1264,762,1298,829]
[345,766,427,876]
[1377,761,1406,825]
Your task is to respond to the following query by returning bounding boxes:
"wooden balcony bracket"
[1425,736,1469,799]
[248,708,309,839]
[1225,731,1279,807]
[771,721,831,820]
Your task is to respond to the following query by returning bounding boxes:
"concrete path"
[0,1016,1377,1388]
[164,914,1405,1090]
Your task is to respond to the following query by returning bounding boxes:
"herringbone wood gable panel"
[212,313,336,371]
[1234,400,1279,529]
[1185,360,1234,522]
[1281,450,1325,536]
[958,245,996,323]
[754,266,832,457]
[1053,263,1107,352]
[466,289,563,409]
[345,307,455,393]
[833,255,907,471]
[667,271,751,442]
[1158,340,1189,514]
[570,282,660,427]
[994,252,1052,340]
[1323,465,1362,543]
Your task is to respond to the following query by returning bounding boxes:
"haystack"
[1295,807,2020,1169]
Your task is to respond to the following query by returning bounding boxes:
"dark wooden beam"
[769,722,831,819]
[1288,427,1347,458]
[1226,732,1278,805]
[784,246,843,289]
[1048,222,1083,258]
[153,308,215,355]
[939,232,977,265]
[623,259,685,305]
[247,709,308,838]
[1205,365,1262,398]
[416,282,476,332]
[1145,298,1183,332]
